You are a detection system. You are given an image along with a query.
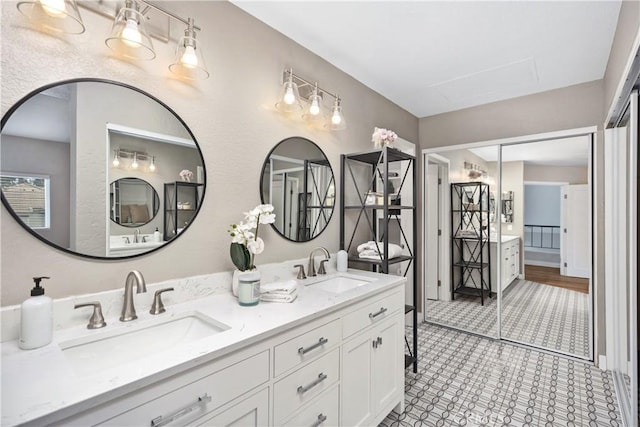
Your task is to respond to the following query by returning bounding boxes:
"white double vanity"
[0,262,405,426]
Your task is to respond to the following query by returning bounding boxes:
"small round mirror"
[260,137,335,242]
[110,178,160,227]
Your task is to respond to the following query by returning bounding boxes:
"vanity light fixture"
[16,0,86,34]
[105,0,155,61]
[112,149,157,172]
[168,17,209,80]
[277,68,346,130]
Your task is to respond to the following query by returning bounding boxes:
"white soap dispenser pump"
[19,276,53,350]
[154,227,161,242]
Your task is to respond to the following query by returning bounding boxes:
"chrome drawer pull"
[369,307,387,319]
[150,393,211,427]
[298,337,329,355]
[297,373,328,394]
[311,413,328,427]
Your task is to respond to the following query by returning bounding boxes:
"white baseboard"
[599,355,607,370]
[525,260,561,268]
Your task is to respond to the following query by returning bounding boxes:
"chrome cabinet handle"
[150,393,211,427]
[369,307,387,319]
[311,413,328,427]
[297,373,328,394]
[372,336,383,348]
[298,337,328,355]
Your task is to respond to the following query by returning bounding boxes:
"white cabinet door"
[194,388,269,427]
[372,317,403,413]
[342,333,373,426]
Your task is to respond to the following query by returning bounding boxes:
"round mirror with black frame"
[109,178,160,227]
[0,78,206,259]
[260,136,335,242]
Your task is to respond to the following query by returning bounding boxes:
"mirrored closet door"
[424,146,499,338]
[499,137,592,359]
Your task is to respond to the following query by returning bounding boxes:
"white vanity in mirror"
[490,235,521,291]
[0,260,405,427]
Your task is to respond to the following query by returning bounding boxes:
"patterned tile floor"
[425,279,590,358]
[381,323,620,427]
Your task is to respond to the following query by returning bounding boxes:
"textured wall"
[0,1,418,305]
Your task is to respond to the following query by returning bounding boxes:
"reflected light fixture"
[105,0,155,60]
[112,150,120,167]
[131,152,139,169]
[169,17,209,80]
[17,0,85,34]
[277,68,346,130]
[149,156,156,172]
[275,68,302,113]
[328,96,346,130]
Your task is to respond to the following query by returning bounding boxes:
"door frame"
[421,125,597,361]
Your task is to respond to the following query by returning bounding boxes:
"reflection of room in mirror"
[0,80,205,259]
[261,137,335,242]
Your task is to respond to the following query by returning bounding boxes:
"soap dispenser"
[154,227,161,242]
[19,276,53,350]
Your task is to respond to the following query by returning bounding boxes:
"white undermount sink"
[306,273,372,294]
[59,311,230,376]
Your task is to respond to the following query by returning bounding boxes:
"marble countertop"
[1,269,404,426]
[490,234,520,243]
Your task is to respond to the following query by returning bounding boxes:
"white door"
[371,318,402,414]
[425,163,440,300]
[561,184,590,278]
[342,333,373,426]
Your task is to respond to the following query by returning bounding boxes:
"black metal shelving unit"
[450,182,492,305]
[164,181,203,241]
[340,146,418,373]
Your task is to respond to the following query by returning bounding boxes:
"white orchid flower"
[259,213,276,224]
[247,237,264,255]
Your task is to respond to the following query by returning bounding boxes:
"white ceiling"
[2,90,71,143]
[469,135,591,166]
[232,1,622,118]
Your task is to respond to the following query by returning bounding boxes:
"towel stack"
[260,280,298,303]
[357,241,403,260]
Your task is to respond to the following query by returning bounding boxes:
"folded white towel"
[261,289,298,303]
[260,280,297,294]
[356,241,403,259]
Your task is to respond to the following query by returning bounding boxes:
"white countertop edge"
[2,270,405,426]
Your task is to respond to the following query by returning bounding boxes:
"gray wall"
[524,185,561,227]
[524,165,589,184]
[1,135,70,249]
[0,1,418,305]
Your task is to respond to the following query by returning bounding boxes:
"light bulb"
[131,153,138,169]
[121,18,142,48]
[149,158,156,172]
[180,45,198,69]
[331,109,342,125]
[112,155,120,167]
[283,84,295,105]
[309,98,320,116]
[39,0,66,17]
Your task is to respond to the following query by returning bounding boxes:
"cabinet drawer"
[342,289,403,339]
[280,385,339,427]
[274,348,339,424]
[98,350,269,427]
[274,319,340,377]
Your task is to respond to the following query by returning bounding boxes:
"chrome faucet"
[133,228,140,243]
[120,270,147,322]
[308,247,330,277]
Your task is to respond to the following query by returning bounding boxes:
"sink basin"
[59,311,230,376]
[306,274,372,294]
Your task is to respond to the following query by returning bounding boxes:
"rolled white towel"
[261,289,298,303]
[357,242,403,259]
[261,280,297,294]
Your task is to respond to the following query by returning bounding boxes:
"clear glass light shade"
[302,93,325,122]
[275,80,302,113]
[327,99,346,130]
[17,0,85,34]
[169,36,210,80]
[149,157,156,171]
[105,6,155,60]
[112,152,120,167]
